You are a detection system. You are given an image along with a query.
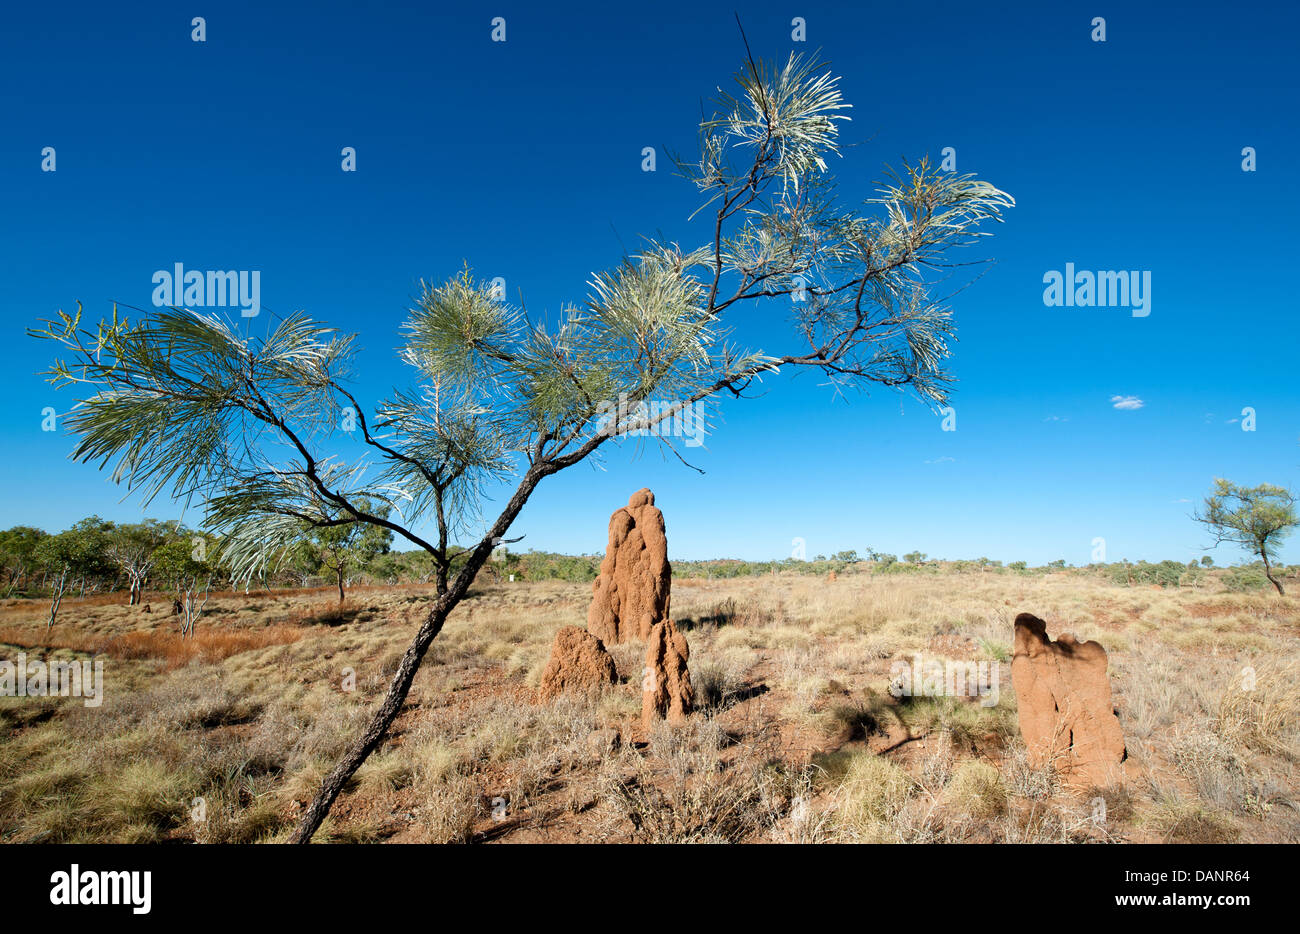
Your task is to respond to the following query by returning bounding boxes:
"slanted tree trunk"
[336,567,345,603]
[47,567,69,629]
[289,468,541,843]
[288,597,452,842]
[1261,551,1285,595]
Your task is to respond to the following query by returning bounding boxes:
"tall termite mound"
[587,488,671,644]
[1011,612,1126,787]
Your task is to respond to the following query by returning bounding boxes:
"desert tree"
[286,540,320,589]
[0,526,46,596]
[295,497,394,601]
[105,518,181,605]
[152,534,217,636]
[1195,479,1296,595]
[32,521,110,627]
[32,51,1011,841]
[366,552,404,587]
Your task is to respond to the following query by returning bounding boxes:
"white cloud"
[1043,415,1070,422]
[924,456,955,464]
[1110,395,1144,410]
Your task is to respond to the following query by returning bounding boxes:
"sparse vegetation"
[1195,479,1297,595]
[31,43,1020,841]
[3,564,1293,844]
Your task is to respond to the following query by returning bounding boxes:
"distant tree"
[876,553,898,567]
[1200,555,1214,567]
[1195,479,1296,595]
[1047,559,1066,569]
[33,53,1011,842]
[403,549,436,585]
[152,535,215,637]
[498,547,522,580]
[1008,560,1028,571]
[34,533,76,627]
[0,526,46,595]
[33,523,109,627]
[68,517,115,595]
[366,552,403,586]
[297,498,393,601]
[286,540,321,588]
[105,519,181,605]
[903,551,926,564]
[832,549,858,562]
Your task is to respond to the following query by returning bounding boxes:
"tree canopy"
[1195,479,1297,594]
[33,51,1013,842]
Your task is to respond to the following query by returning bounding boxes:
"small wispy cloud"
[1226,417,1240,424]
[1110,395,1144,410]
[1043,415,1070,422]
[924,456,955,464]
[1173,498,1191,503]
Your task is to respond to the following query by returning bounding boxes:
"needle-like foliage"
[32,50,1013,842]
[1195,479,1297,595]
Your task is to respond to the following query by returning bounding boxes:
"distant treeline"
[3,519,1294,603]
[482,550,1295,592]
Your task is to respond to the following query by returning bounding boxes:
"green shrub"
[1109,560,1186,588]
[835,753,913,831]
[1223,567,1269,592]
[946,761,1007,817]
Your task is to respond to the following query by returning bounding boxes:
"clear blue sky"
[2,0,1297,565]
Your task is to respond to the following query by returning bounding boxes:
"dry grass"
[945,760,1008,818]
[1215,662,1300,758]
[101,627,302,670]
[833,751,915,836]
[1,567,1297,844]
[0,623,301,670]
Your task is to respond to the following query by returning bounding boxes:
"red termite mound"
[642,618,694,727]
[537,626,618,702]
[587,488,671,644]
[1011,613,1126,787]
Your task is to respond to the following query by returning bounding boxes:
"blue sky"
[1,0,1297,565]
